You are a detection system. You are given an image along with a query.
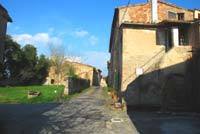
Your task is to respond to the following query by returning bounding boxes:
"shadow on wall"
[123,53,200,112]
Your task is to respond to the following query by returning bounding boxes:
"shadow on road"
[0,103,61,134]
[127,108,200,134]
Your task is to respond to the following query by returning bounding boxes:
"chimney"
[151,0,158,23]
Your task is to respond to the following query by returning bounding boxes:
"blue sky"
[1,0,199,75]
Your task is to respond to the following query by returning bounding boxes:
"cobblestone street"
[0,87,138,134]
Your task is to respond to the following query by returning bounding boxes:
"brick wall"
[118,2,194,25]
[157,2,194,22]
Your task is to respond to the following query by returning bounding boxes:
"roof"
[116,0,193,12]
[0,4,12,22]
[117,2,147,10]
[120,21,157,28]
[159,20,193,25]
[64,60,97,69]
[194,9,200,11]
[120,20,193,28]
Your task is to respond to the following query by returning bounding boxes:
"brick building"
[108,0,200,108]
[0,4,12,63]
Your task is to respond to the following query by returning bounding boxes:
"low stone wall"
[64,77,90,95]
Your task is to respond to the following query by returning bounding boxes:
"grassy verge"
[0,85,66,104]
[0,85,92,104]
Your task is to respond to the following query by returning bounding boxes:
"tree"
[3,35,22,79]
[17,45,37,83]
[0,35,50,86]
[35,55,50,83]
[49,45,65,85]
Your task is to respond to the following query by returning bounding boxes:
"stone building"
[0,4,12,63]
[46,60,102,86]
[108,0,200,108]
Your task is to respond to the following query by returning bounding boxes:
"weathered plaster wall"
[122,27,164,91]
[194,10,200,19]
[108,10,122,90]
[189,22,200,49]
[122,27,165,105]
[70,62,94,86]
[122,27,192,107]
[46,61,98,86]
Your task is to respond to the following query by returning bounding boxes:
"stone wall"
[64,77,90,95]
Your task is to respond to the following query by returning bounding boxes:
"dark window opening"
[51,79,55,84]
[198,13,200,19]
[166,29,173,51]
[178,13,185,21]
[168,11,177,20]
[179,27,189,46]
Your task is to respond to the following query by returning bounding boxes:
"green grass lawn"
[0,85,66,104]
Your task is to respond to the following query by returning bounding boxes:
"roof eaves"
[158,1,194,12]
[120,22,157,29]
[116,1,193,12]
[109,8,119,53]
[116,2,148,10]
[159,20,193,24]
[0,4,12,22]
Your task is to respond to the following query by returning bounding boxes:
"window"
[51,79,55,84]
[198,13,200,19]
[168,11,177,20]
[178,13,185,21]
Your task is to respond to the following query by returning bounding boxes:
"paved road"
[128,111,200,134]
[0,87,138,134]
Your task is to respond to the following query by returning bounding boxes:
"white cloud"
[14,26,20,30]
[65,56,83,63]
[73,30,89,38]
[48,27,54,33]
[83,51,110,76]
[34,33,49,43]
[13,33,62,46]
[7,23,11,27]
[89,35,98,46]
[72,29,99,46]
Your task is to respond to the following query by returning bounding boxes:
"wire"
[121,0,131,23]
